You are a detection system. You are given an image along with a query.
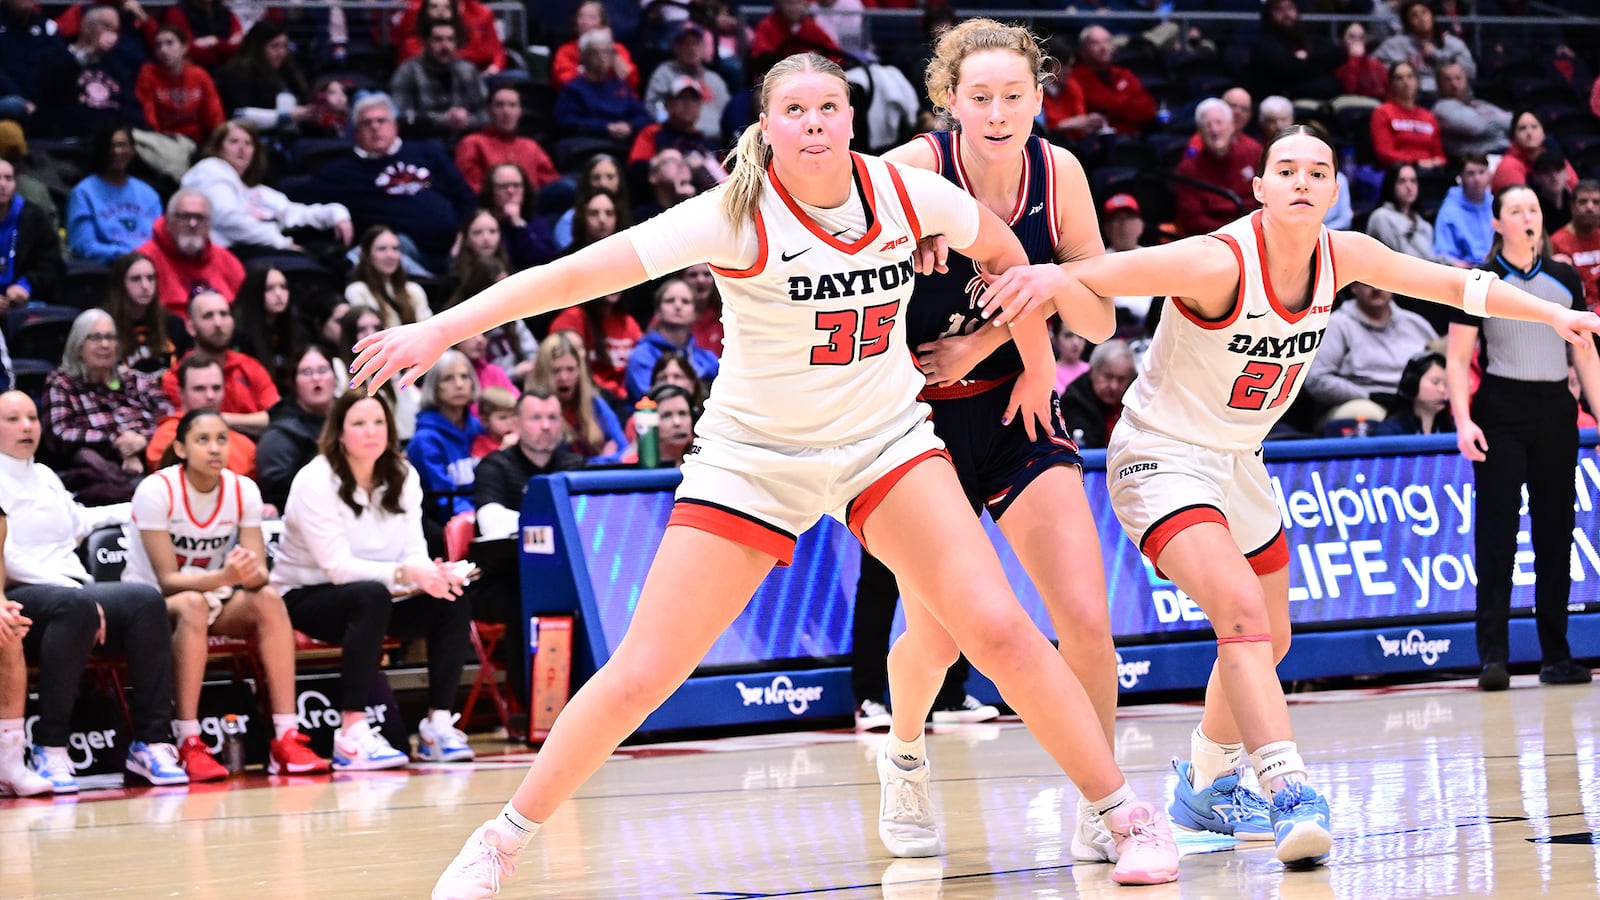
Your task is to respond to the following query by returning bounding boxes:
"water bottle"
[1353,417,1371,438]
[221,714,246,775]
[634,397,660,468]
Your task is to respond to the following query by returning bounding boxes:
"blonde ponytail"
[721,122,772,227]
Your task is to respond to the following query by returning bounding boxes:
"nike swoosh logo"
[1246,311,1268,319]
[781,248,811,262]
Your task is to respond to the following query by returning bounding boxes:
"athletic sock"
[1190,725,1244,787]
[272,714,299,740]
[0,718,23,739]
[886,732,926,771]
[1249,740,1308,796]
[1089,782,1135,819]
[173,719,201,741]
[498,802,540,849]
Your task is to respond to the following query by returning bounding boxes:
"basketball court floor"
[4,673,1597,898]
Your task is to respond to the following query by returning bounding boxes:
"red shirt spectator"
[1042,76,1104,138]
[161,0,243,70]
[391,0,506,73]
[1068,25,1157,135]
[161,348,278,414]
[135,27,224,143]
[550,298,641,402]
[137,205,245,319]
[1175,98,1262,237]
[1552,185,1600,311]
[750,0,849,69]
[1492,111,1581,192]
[454,85,558,193]
[1369,102,1446,168]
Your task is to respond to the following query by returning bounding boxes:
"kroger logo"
[1116,652,1152,689]
[735,675,824,716]
[1375,629,1452,666]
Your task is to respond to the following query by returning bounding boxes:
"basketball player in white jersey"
[354,52,1178,897]
[979,125,1600,868]
[122,409,330,780]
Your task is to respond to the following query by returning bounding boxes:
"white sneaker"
[433,819,525,899]
[877,740,941,857]
[930,695,999,725]
[0,732,52,797]
[856,699,892,732]
[333,720,409,771]
[124,740,190,786]
[417,713,476,762]
[1070,799,1120,863]
[28,745,78,793]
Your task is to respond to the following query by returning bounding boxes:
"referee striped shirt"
[1449,254,1585,383]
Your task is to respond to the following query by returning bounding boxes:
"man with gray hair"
[1432,61,1512,157]
[299,91,476,273]
[1258,95,1294,139]
[1058,339,1136,449]
[553,28,652,144]
[135,188,244,319]
[1175,97,1263,236]
[1069,24,1157,135]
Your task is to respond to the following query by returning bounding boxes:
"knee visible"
[600,657,679,714]
[1203,584,1272,637]
[895,626,960,670]
[350,582,396,618]
[249,588,290,626]
[169,591,210,628]
[948,607,1040,667]
[1271,620,1292,663]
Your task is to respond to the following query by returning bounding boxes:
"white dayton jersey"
[122,465,263,587]
[1123,210,1337,450]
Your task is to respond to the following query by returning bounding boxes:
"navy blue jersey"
[904,130,1063,385]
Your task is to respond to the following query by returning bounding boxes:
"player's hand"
[911,234,949,276]
[1456,419,1487,462]
[915,331,987,386]
[349,320,451,393]
[1002,366,1052,442]
[0,600,30,646]
[980,264,1067,328]
[1550,307,1600,346]
[221,546,257,585]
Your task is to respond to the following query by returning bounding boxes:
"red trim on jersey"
[1252,210,1323,323]
[1042,143,1062,249]
[950,134,1030,226]
[1141,504,1227,578]
[156,472,174,524]
[847,448,951,549]
[668,501,795,566]
[1169,235,1246,330]
[1324,229,1339,287]
[1245,529,1289,575]
[919,371,1017,400]
[180,466,227,531]
[767,153,884,253]
[884,163,921,240]
[919,131,943,167]
[709,209,769,279]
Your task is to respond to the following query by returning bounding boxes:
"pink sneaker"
[1104,801,1179,885]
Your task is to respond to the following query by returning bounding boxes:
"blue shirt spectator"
[1432,156,1494,266]
[624,277,719,401]
[66,126,161,263]
[552,31,651,142]
[405,350,486,523]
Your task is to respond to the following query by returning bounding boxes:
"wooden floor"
[4,673,1598,898]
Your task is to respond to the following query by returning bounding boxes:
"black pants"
[1471,375,1579,666]
[466,538,527,707]
[15,582,174,746]
[283,582,473,712]
[850,551,969,709]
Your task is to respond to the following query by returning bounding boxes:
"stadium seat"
[446,512,525,739]
[7,305,81,368]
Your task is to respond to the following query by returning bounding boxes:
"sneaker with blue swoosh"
[1167,760,1273,840]
[1269,781,1332,867]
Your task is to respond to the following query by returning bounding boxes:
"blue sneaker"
[1168,760,1273,840]
[28,745,79,794]
[125,741,190,786]
[1270,781,1332,867]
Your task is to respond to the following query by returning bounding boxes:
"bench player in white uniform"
[354,52,1179,897]
[981,126,1600,868]
[122,409,330,780]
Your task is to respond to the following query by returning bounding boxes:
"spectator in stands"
[551,287,638,410]
[749,0,849,71]
[1185,87,1254,155]
[1370,61,1446,169]
[1099,194,1156,332]
[182,121,354,260]
[390,17,488,139]
[1529,150,1576,233]
[346,225,432,328]
[302,75,351,138]
[162,290,279,436]
[1368,163,1447,262]
[392,0,506,74]
[44,308,170,498]
[55,6,143,139]
[0,157,62,307]
[270,389,475,770]
[125,407,328,781]
[553,154,626,250]
[1493,109,1579,193]
[55,0,158,76]
[306,93,476,274]
[629,76,727,190]
[161,0,241,70]
[683,262,722,358]
[1041,52,1101,141]
[448,209,506,285]
[1551,179,1600,311]
[1258,95,1293,141]
[213,21,307,133]
[1174,97,1262,237]
[0,390,187,793]
[0,515,54,797]
[467,386,583,702]
[447,257,532,384]
[1334,20,1388,101]
[454,86,559,195]
[144,353,256,475]
[1068,25,1155,136]
[255,345,333,510]
[1247,0,1342,101]
[1434,152,1495,267]
[645,21,730,142]
[632,149,696,224]
[1373,351,1453,435]
[455,327,516,397]
[525,331,625,462]
[1306,282,1439,425]
[554,31,652,147]
[1374,0,1474,97]
[622,382,696,466]
[138,190,245,316]
[551,1,637,92]
[624,277,718,403]
[407,348,484,524]
[0,121,58,234]
[0,0,72,129]
[1431,61,1510,158]
[103,250,187,372]
[135,26,225,146]
[1058,339,1134,450]
[479,163,558,270]
[648,350,707,412]
[1054,325,1088,394]
[231,263,306,381]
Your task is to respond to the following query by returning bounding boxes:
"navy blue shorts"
[925,374,1083,520]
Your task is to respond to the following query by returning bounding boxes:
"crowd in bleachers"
[0,0,1598,795]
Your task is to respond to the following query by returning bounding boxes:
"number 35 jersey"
[1122,210,1337,451]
